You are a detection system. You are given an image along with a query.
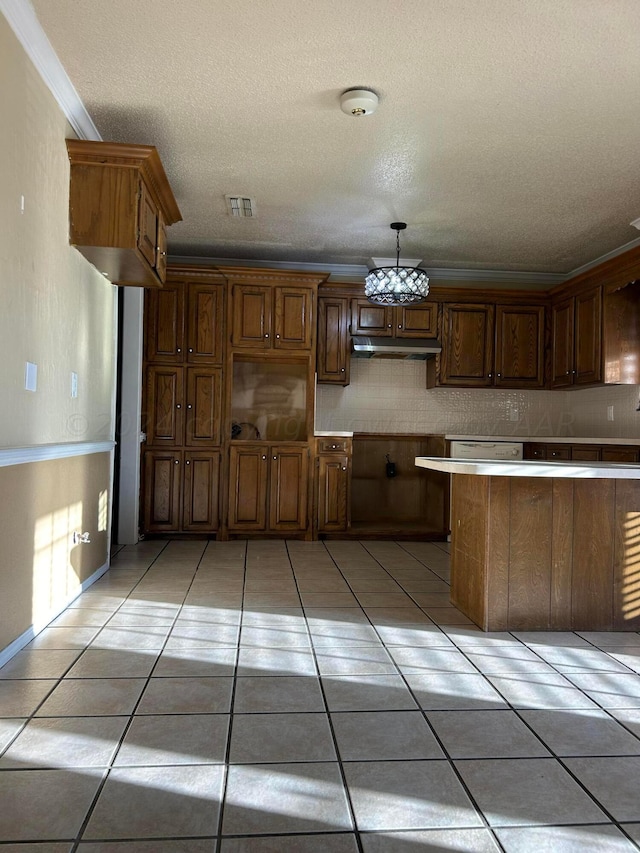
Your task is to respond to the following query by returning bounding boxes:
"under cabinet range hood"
[351,336,442,360]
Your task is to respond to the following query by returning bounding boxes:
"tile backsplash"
[316,359,640,438]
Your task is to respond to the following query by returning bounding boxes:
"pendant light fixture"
[365,222,430,306]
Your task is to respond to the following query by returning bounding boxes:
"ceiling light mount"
[340,88,379,117]
[365,222,430,306]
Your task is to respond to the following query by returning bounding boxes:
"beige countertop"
[416,457,640,479]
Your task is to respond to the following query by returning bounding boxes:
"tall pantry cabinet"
[142,268,226,533]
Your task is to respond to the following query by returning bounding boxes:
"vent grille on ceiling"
[225,195,255,217]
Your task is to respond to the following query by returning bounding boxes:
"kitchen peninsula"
[415,457,640,632]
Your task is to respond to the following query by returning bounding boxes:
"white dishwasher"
[449,440,524,461]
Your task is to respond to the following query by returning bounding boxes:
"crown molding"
[0,0,101,141]
[169,254,566,287]
[563,234,640,281]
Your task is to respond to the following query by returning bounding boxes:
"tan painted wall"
[0,17,116,448]
[0,453,111,649]
[0,18,117,653]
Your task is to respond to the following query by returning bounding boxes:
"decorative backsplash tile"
[316,360,640,438]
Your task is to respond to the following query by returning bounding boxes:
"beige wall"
[0,453,111,649]
[0,17,116,448]
[316,359,640,439]
[0,17,116,654]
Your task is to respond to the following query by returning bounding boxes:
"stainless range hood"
[351,336,442,360]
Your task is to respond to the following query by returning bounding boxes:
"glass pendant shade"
[365,223,429,306]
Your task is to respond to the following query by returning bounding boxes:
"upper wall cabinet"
[430,302,545,388]
[317,295,350,385]
[351,299,437,338]
[550,280,640,389]
[66,140,182,288]
[221,269,326,351]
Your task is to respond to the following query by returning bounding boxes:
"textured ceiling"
[30,0,640,274]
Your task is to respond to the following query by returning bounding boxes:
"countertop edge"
[415,456,640,479]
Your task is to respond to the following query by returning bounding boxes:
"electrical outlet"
[607,405,614,421]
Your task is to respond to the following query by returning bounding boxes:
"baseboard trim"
[0,559,110,669]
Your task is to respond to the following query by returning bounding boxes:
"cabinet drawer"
[547,445,571,460]
[601,447,639,463]
[318,439,350,453]
[571,445,601,461]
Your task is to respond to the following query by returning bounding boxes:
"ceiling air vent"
[225,195,256,218]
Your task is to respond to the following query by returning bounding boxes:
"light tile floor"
[1,539,640,851]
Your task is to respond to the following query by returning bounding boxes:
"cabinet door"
[137,180,158,267]
[269,445,309,531]
[227,444,268,530]
[317,296,350,384]
[231,284,272,348]
[146,280,185,362]
[317,455,349,532]
[494,305,545,388]
[187,282,224,363]
[145,366,184,445]
[274,287,313,349]
[550,297,575,388]
[439,303,495,386]
[185,367,222,447]
[143,450,181,532]
[351,300,393,336]
[183,451,220,531]
[395,304,437,338]
[155,213,167,283]
[575,288,602,385]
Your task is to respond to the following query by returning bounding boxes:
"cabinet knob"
[187,404,192,409]
[185,460,190,465]
[387,324,392,328]
[262,455,267,460]
[273,456,277,460]
[332,444,337,449]
[276,334,280,339]
[264,333,269,338]
[341,368,345,372]
[572,370,577,374]
[488,373,493,378]
[176,404,181,409]
[342,466,347,471]
[174,459,179,465]
[497,373,501,377]
[188,348,193,353]
[177,348,181,353]
[398,324,402,329]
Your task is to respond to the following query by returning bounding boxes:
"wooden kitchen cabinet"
[435,303,495,386]
[145,366,222,447]
[317,296,350,385]
[143,449,220,533]
[551,281,640,389]
[315,436,352,534]
[66,140,181,288]
[143,450,182,531]
[551,288,602,388]
[431,301,544,388]
[227,443,309,533]
[524,442,639,463]
[350,299,437,338]
[231,283,314,350]
[146,277,225,364]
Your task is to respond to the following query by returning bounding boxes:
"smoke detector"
[340,88,379,117]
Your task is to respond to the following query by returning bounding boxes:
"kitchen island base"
[451,473,640,632]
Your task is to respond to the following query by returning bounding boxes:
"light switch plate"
[25,362,37,392]
[71,372,78,398]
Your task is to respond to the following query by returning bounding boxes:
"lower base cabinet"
[143,450,220,533]
[227,443,309,533]
[316,450,350,534]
